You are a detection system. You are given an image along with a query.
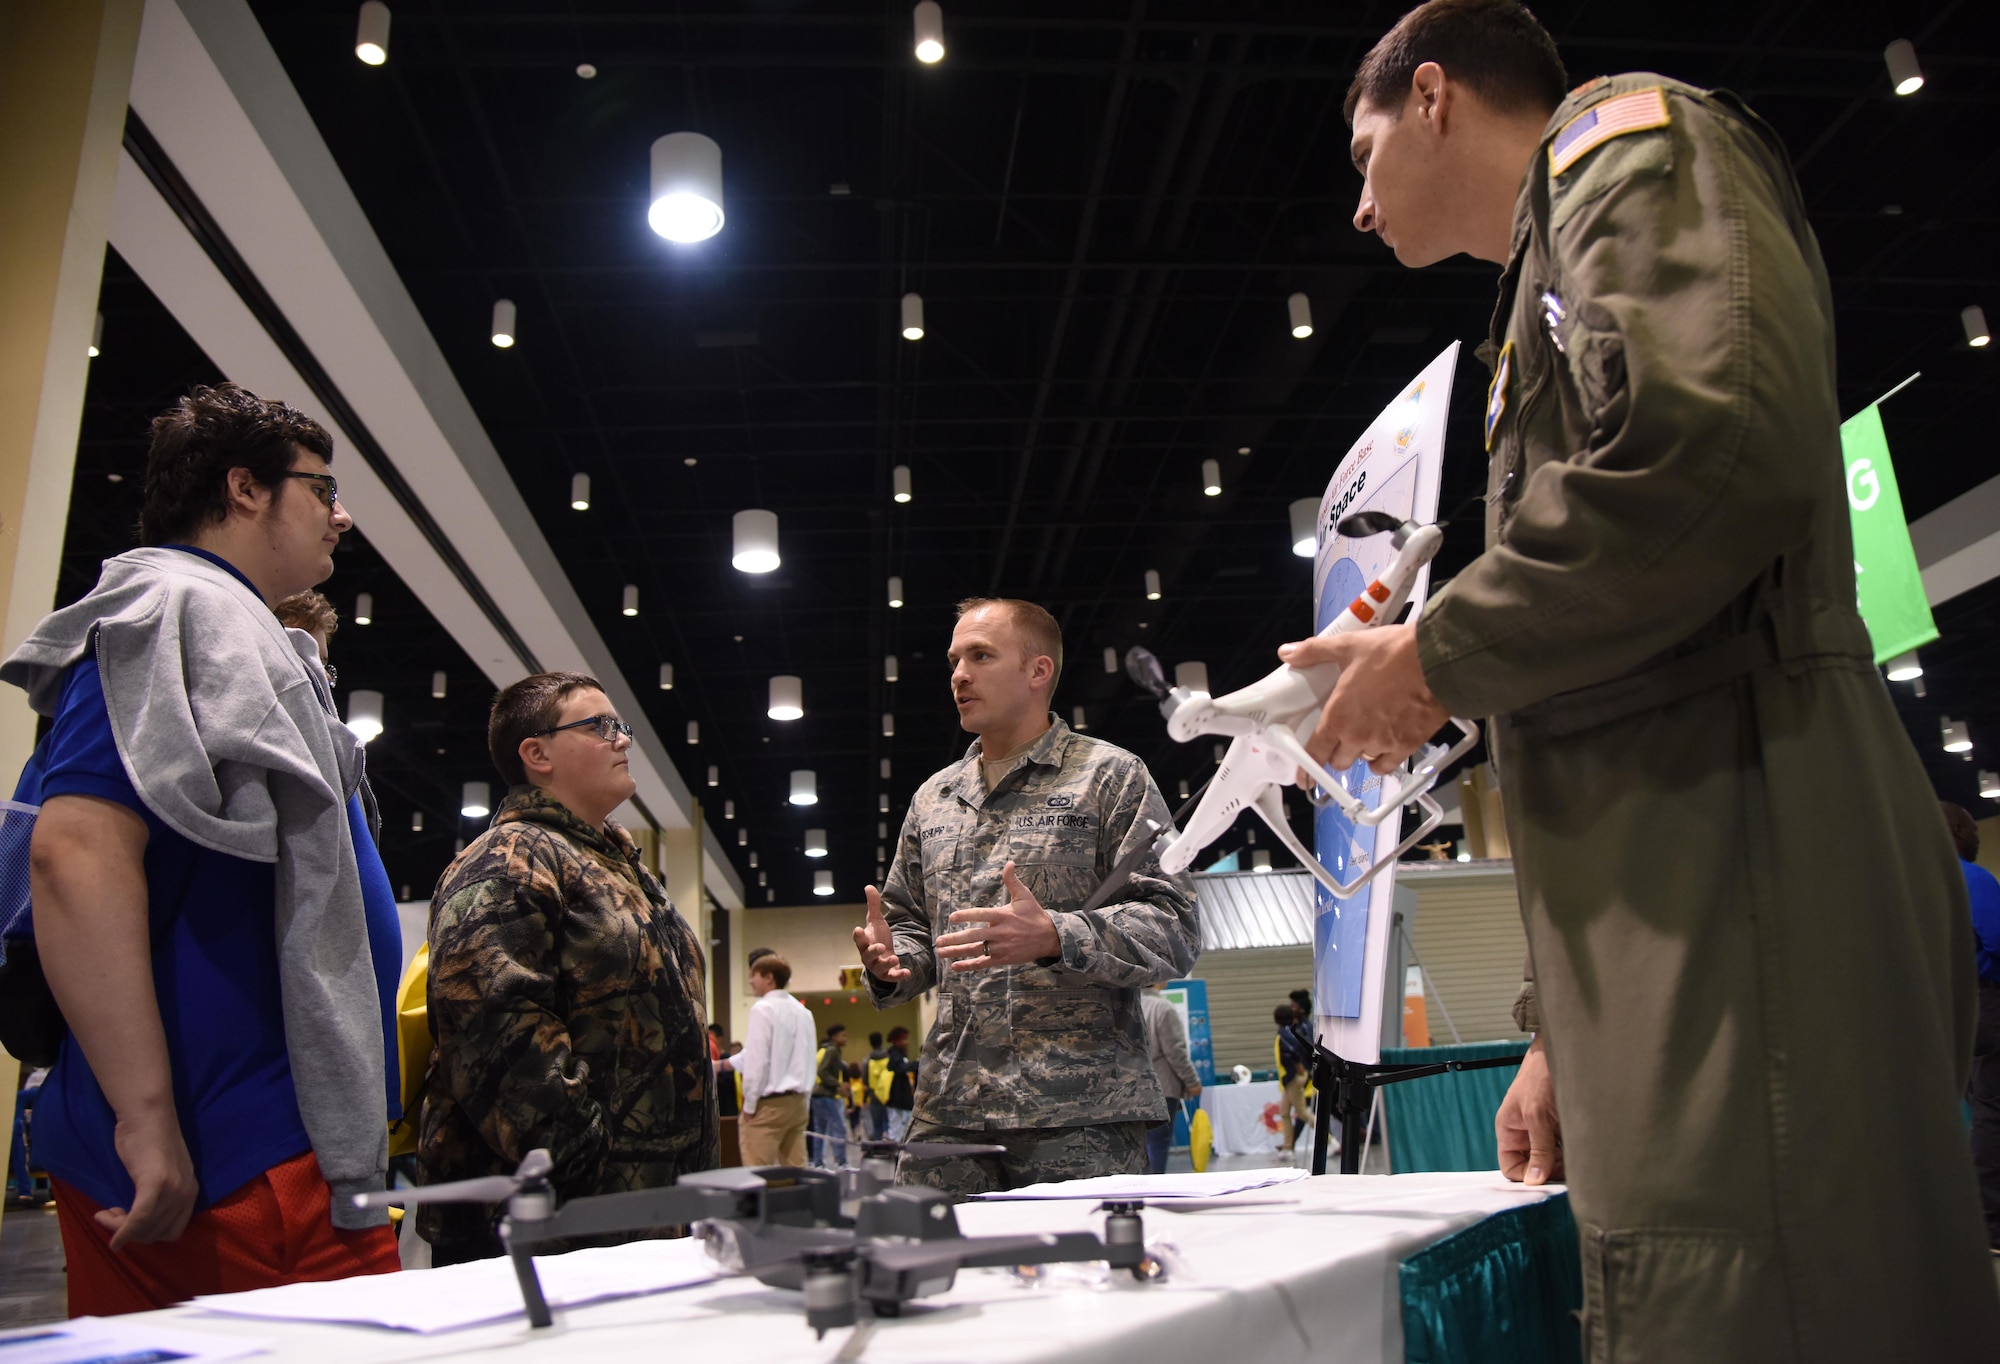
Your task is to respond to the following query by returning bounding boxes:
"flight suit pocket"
[1009,833,1098,914]
[1009,987,1112,1096]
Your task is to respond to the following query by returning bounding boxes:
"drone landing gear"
[1308,1045,1525,1176]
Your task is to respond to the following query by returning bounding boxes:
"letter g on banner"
[1847,458,1880,512]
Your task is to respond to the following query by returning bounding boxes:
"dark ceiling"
[64,0,2000,908]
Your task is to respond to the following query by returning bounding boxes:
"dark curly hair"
[1344,0,1567,125]
[140,383,333,546]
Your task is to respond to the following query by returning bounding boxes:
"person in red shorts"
[6,386,402,1312]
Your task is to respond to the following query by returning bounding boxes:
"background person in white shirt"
[735,956,816,1166]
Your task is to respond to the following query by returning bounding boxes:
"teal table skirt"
[1380,1040,1530,1173]
[1400,1192,1582,1364]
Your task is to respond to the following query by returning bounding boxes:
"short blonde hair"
[955,598,1063,692]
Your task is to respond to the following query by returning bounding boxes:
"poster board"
[1310,344,1458,1065]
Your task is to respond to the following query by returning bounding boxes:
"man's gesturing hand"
[935,862,1061,973]
[1495,1035,1563,1186]
[854,886,910,983]
[1277,623,1447,776]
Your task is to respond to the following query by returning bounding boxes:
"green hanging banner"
[1839,403,1937,664]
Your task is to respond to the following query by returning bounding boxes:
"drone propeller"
[1335,509,1408,540]
[1124,646,1170,699]
[352,1149,552,1210]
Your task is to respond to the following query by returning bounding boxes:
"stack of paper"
[193,1237,715,1333]
[970,1167,1310,1200]
[0,1317,267,1364]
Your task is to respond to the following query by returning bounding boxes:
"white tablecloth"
[1201,1079,1284,1156]
[126,1173,1563,1364]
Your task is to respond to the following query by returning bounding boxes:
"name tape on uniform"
[1549,87,1670,177]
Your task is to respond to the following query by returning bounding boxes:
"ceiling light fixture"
[879,758,892,779]
[1072,706,1087,731]
[1103,647,1118,674]
[748,851,758,868]
[737,827,747,846]
[570,472,590,511]
[431,670,447,699]
[805,828,828,858]
[1177,779,1190,800]
[1942,717,1973,754]
[687,720,699,745]
[355,1,390,65]
[900,293,925,340]
[1252,850,1273,872]
[882,712,896,737]
[1287,291,1313,339]
[707,765,719,788]
[353,592,373,625]
[884,655,899,683]
[1290,497,1320,557]
[1201,459,1222,497]
[878,821,888,839]
[1965,305,1991,348]
[814,870,835,897]
[1981,771,2000,800]
[1884,650,1923,682]
[732,509,781,573]
[621,584,639,616]
[912,1,945,63]
[658,662,674,690]
[88,312,103,358]
[724,800,735,819]
[461,781,490,818]
[1144,569,1161,601]
[1884,39,1923,96]
[575,62,597,79]
[893,464,913,503]
[888,576,905,608]
[879,793,890,813]
[769,675,804,721]
[345,689,384,744]
[648,132,725,242]
[490,298,516,348]
[790,769,818,806]
[411,811,424,832]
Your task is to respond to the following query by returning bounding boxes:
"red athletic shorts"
[52,1149,400,1316]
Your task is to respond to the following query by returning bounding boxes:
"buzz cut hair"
[955,597,1064,693]
[488,670,604,789]
[1344,0,1567,125]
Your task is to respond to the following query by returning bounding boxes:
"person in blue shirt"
[4,384,402,1313]
[1944,802,2000,1251]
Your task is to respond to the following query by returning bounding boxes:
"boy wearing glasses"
[4,384,402,1310]
[417,672,716,1264]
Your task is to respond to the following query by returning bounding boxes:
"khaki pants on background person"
[1506,664,2000,1362]
[1277,1075,1306,1153]
[738,1092,808,1167]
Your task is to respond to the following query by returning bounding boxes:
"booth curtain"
[1379,1040,1528,1173]
[1399,1192,1582,1364]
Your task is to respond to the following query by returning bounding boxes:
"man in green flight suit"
[1278,2,2000,1358]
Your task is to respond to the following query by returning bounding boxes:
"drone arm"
[952,1231,1114,1270]
[506,1182,738,1249]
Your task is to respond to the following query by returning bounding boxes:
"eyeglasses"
[533,714,633,745]
[277,471,342,510]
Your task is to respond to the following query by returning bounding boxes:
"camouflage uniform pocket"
[1009,834,1098,914]
[1007,988,1111,1096]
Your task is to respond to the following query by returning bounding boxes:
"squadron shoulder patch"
[1484,340,1513,452]
[1548,87,1670,177]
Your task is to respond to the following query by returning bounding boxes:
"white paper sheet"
[968,1167,1310,1200]
[0,1316,268,1364]
[192,1237,716,1333]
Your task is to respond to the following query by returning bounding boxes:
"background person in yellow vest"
[863,1031,888,1139]
[1283,1,1999,1356]
[736,956,815,1167]
[810,1023,850,1169]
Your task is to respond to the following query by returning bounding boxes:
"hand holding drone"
[1104,512,1479,904]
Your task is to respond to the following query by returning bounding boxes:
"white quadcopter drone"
[1099,512,1479,906]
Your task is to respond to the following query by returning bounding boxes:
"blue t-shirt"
[1964,859,2000,986]
[30,548,400,1211]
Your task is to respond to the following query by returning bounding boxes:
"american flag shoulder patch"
[1548,87,1670,177]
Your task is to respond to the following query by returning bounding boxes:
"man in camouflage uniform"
[854,599,1198,1194]
[1282,2,1999,1358]
[420,673,715,1263]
